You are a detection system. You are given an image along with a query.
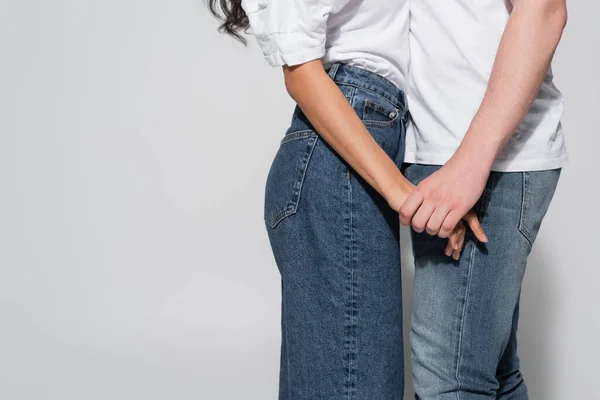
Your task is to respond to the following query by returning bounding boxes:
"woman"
[208,0,487,397]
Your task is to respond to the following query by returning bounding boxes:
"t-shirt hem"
[403,151,569,172]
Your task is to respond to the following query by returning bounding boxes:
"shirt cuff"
[255,30,327,67]
[263,44,326,67]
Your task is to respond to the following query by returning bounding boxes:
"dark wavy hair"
[207,0,249,44]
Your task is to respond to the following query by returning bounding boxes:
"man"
[400,0,568,398]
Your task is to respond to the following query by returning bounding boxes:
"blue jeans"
[264,63,409,399]
[403,164,561,400]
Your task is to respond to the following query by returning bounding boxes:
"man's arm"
[399,0,567,238]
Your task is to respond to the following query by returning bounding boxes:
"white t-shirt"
[241,0,410,89]
[405,0,568,172]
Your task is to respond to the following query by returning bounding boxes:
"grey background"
[0,1,597,399]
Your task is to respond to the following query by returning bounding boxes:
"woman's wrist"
[382,178,415,213]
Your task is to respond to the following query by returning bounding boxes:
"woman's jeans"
[404,164,561,400]
[263,63,409,400]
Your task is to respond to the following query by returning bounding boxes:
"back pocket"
[264,131,318,228]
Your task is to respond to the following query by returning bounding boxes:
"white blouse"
[241,0,410,89]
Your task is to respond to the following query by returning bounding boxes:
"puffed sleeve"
[241,0,351,67]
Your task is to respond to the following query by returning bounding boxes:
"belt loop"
[400,91,409,122]
[327,63,340,80]
[402,108,411,124]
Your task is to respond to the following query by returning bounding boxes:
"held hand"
[446,220,467,261]
[444,211,487,260]
[399,156,490,242]
[385,177,485,260]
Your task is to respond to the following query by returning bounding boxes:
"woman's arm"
[283,60,487,254]
[283,60,412,211]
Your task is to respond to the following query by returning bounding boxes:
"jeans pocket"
[518,169,561,246]
[362,98,401,129]
[264,131,318,228]
[354,88,405,161]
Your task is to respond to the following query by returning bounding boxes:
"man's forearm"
[454,0,567,169]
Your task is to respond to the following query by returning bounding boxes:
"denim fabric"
[264,63,408,400]
[403,164,561,400]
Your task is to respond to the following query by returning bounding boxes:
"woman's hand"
[446,221,467,260]
[445,211,486,260]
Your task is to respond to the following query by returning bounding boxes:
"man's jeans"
[264,63,409,399]
[404,164,561,400]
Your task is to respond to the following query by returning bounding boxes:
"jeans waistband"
[326,63,407,112]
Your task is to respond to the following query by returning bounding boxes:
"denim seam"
[518,172,535,246]
[362,99,401,128]
[280,130,317,144]
[343,170,357,399]
[455,242,477,400]
[350,175,357,399]
[363,119,400,129]
[344,87,358,400]
[336,82,406,112]
[452,173,494,397]
[282,283,291,396]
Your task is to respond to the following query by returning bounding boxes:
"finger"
[426,205,451,236]
[457,225,465,252]
[463,211,489,242]
[450,222,466,250]
[452,248,461,261]
[399,190,424,226]
[411,201,436,233]
[445,239,454,257]
[444,228,465,260]
[452,225,466,260]
[447,232,458,254]
[438,210,463,239]
[448,231,458,250]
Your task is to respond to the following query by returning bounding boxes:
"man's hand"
[399,155,490,241]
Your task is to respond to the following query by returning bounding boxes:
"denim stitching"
[344,87,358,400]
[282,282,291,396]
[363,119,399,129]
[518,172,535,246]
[280,130,317,144]
[364,98,398,115]
[452,176,494,397]
[343,171,352,398]
[362,99,401,128]
[336,82,406,112]
[455,242,477,400]
[454,174,494,398]
[347,173,357,399]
